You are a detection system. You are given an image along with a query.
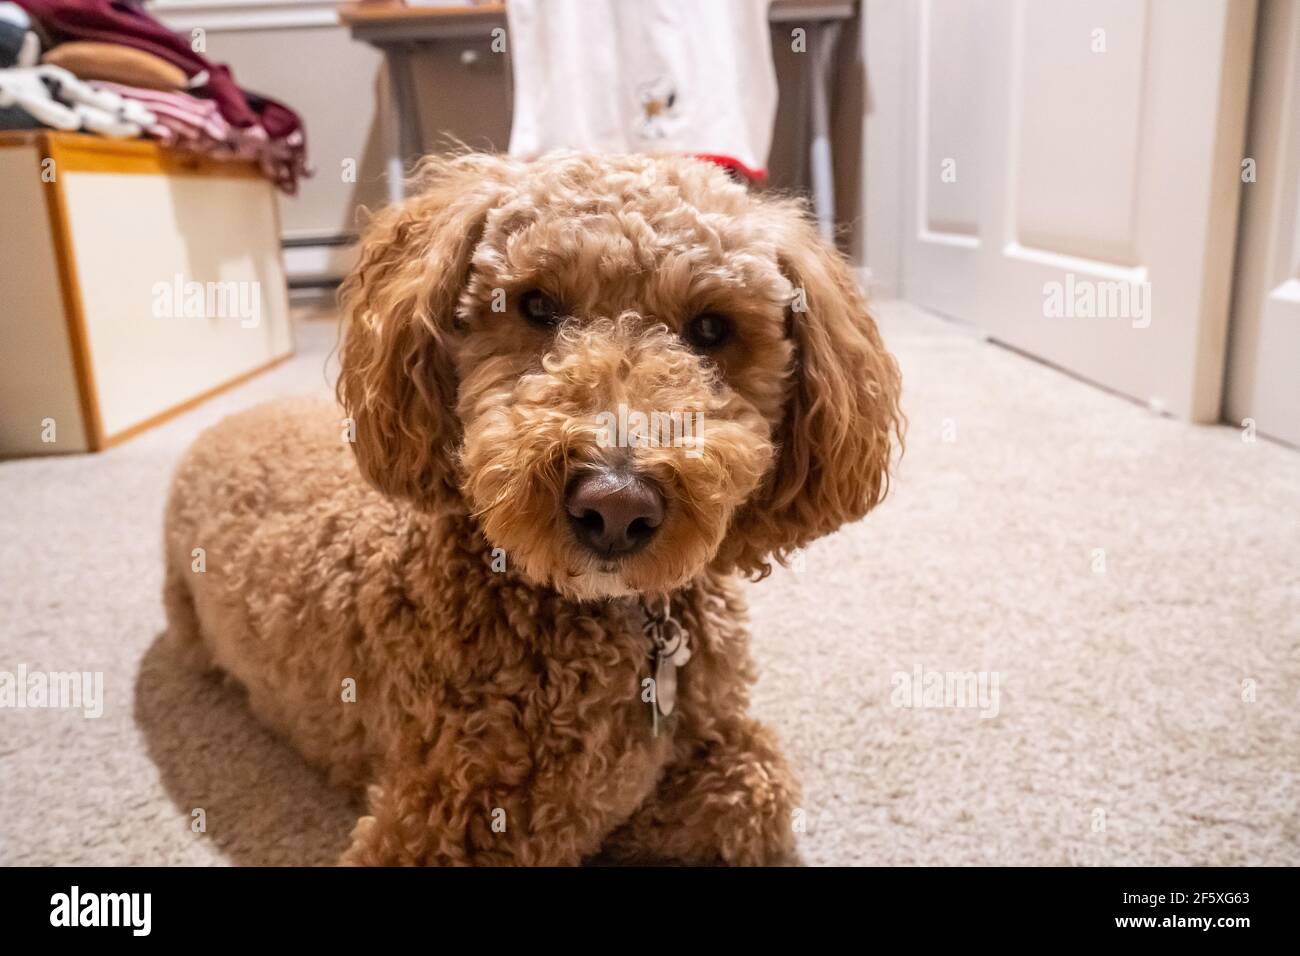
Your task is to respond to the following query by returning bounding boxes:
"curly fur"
[163,151,902,865]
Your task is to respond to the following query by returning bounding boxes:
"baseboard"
[283,240,357,287]
[858,266,900,301]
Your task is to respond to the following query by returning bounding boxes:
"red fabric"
[694,153,767,184]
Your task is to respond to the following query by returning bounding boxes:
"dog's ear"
[337,154,512,505]
[721,199,904,576]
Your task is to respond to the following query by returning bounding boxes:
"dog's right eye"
[519,290,561,328]
[683,312,732,351]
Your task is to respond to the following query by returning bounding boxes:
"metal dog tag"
[655,651,678,717]
[644,596,691,736]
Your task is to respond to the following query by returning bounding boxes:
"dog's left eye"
[519,290,561,328]
[684,312,732,351]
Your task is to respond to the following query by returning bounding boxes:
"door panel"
[902,0,1257,421]
[923,0,993,240]
[1014,0,1147,265]
[903,0,999,319]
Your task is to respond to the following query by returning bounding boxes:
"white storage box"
[0,131,293,456]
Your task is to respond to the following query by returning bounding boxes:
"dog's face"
[339,153,901,601]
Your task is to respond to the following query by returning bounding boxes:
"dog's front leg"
[598,716,801,866]
[340,753,641,866]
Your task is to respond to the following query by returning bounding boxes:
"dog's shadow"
[134,633,361,866]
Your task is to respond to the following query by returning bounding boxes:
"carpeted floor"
[2,300,1297,866]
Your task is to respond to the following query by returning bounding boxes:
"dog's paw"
[338,814,381,866]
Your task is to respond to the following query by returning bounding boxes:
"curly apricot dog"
[163,152,901,865]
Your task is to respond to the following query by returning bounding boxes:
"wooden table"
[339,0,855,236]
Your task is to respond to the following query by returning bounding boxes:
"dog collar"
[642,595,691,736]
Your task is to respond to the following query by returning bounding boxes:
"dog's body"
[164,152,900,865]
[165,397,780,864]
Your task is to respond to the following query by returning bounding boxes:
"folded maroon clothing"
[15,0,306,162]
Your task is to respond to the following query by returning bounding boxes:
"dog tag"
[655,652,678,718]
[643,596,690,736]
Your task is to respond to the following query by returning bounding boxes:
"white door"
[1225,0,1300,447]
[900,0,1257,421]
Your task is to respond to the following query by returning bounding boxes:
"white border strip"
[148,0,340,33]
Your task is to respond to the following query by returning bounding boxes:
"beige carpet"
[2,301,1297,866]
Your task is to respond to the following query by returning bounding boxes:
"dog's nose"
[566,469,665,558]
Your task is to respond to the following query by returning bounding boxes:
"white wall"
[152,1,390,282]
